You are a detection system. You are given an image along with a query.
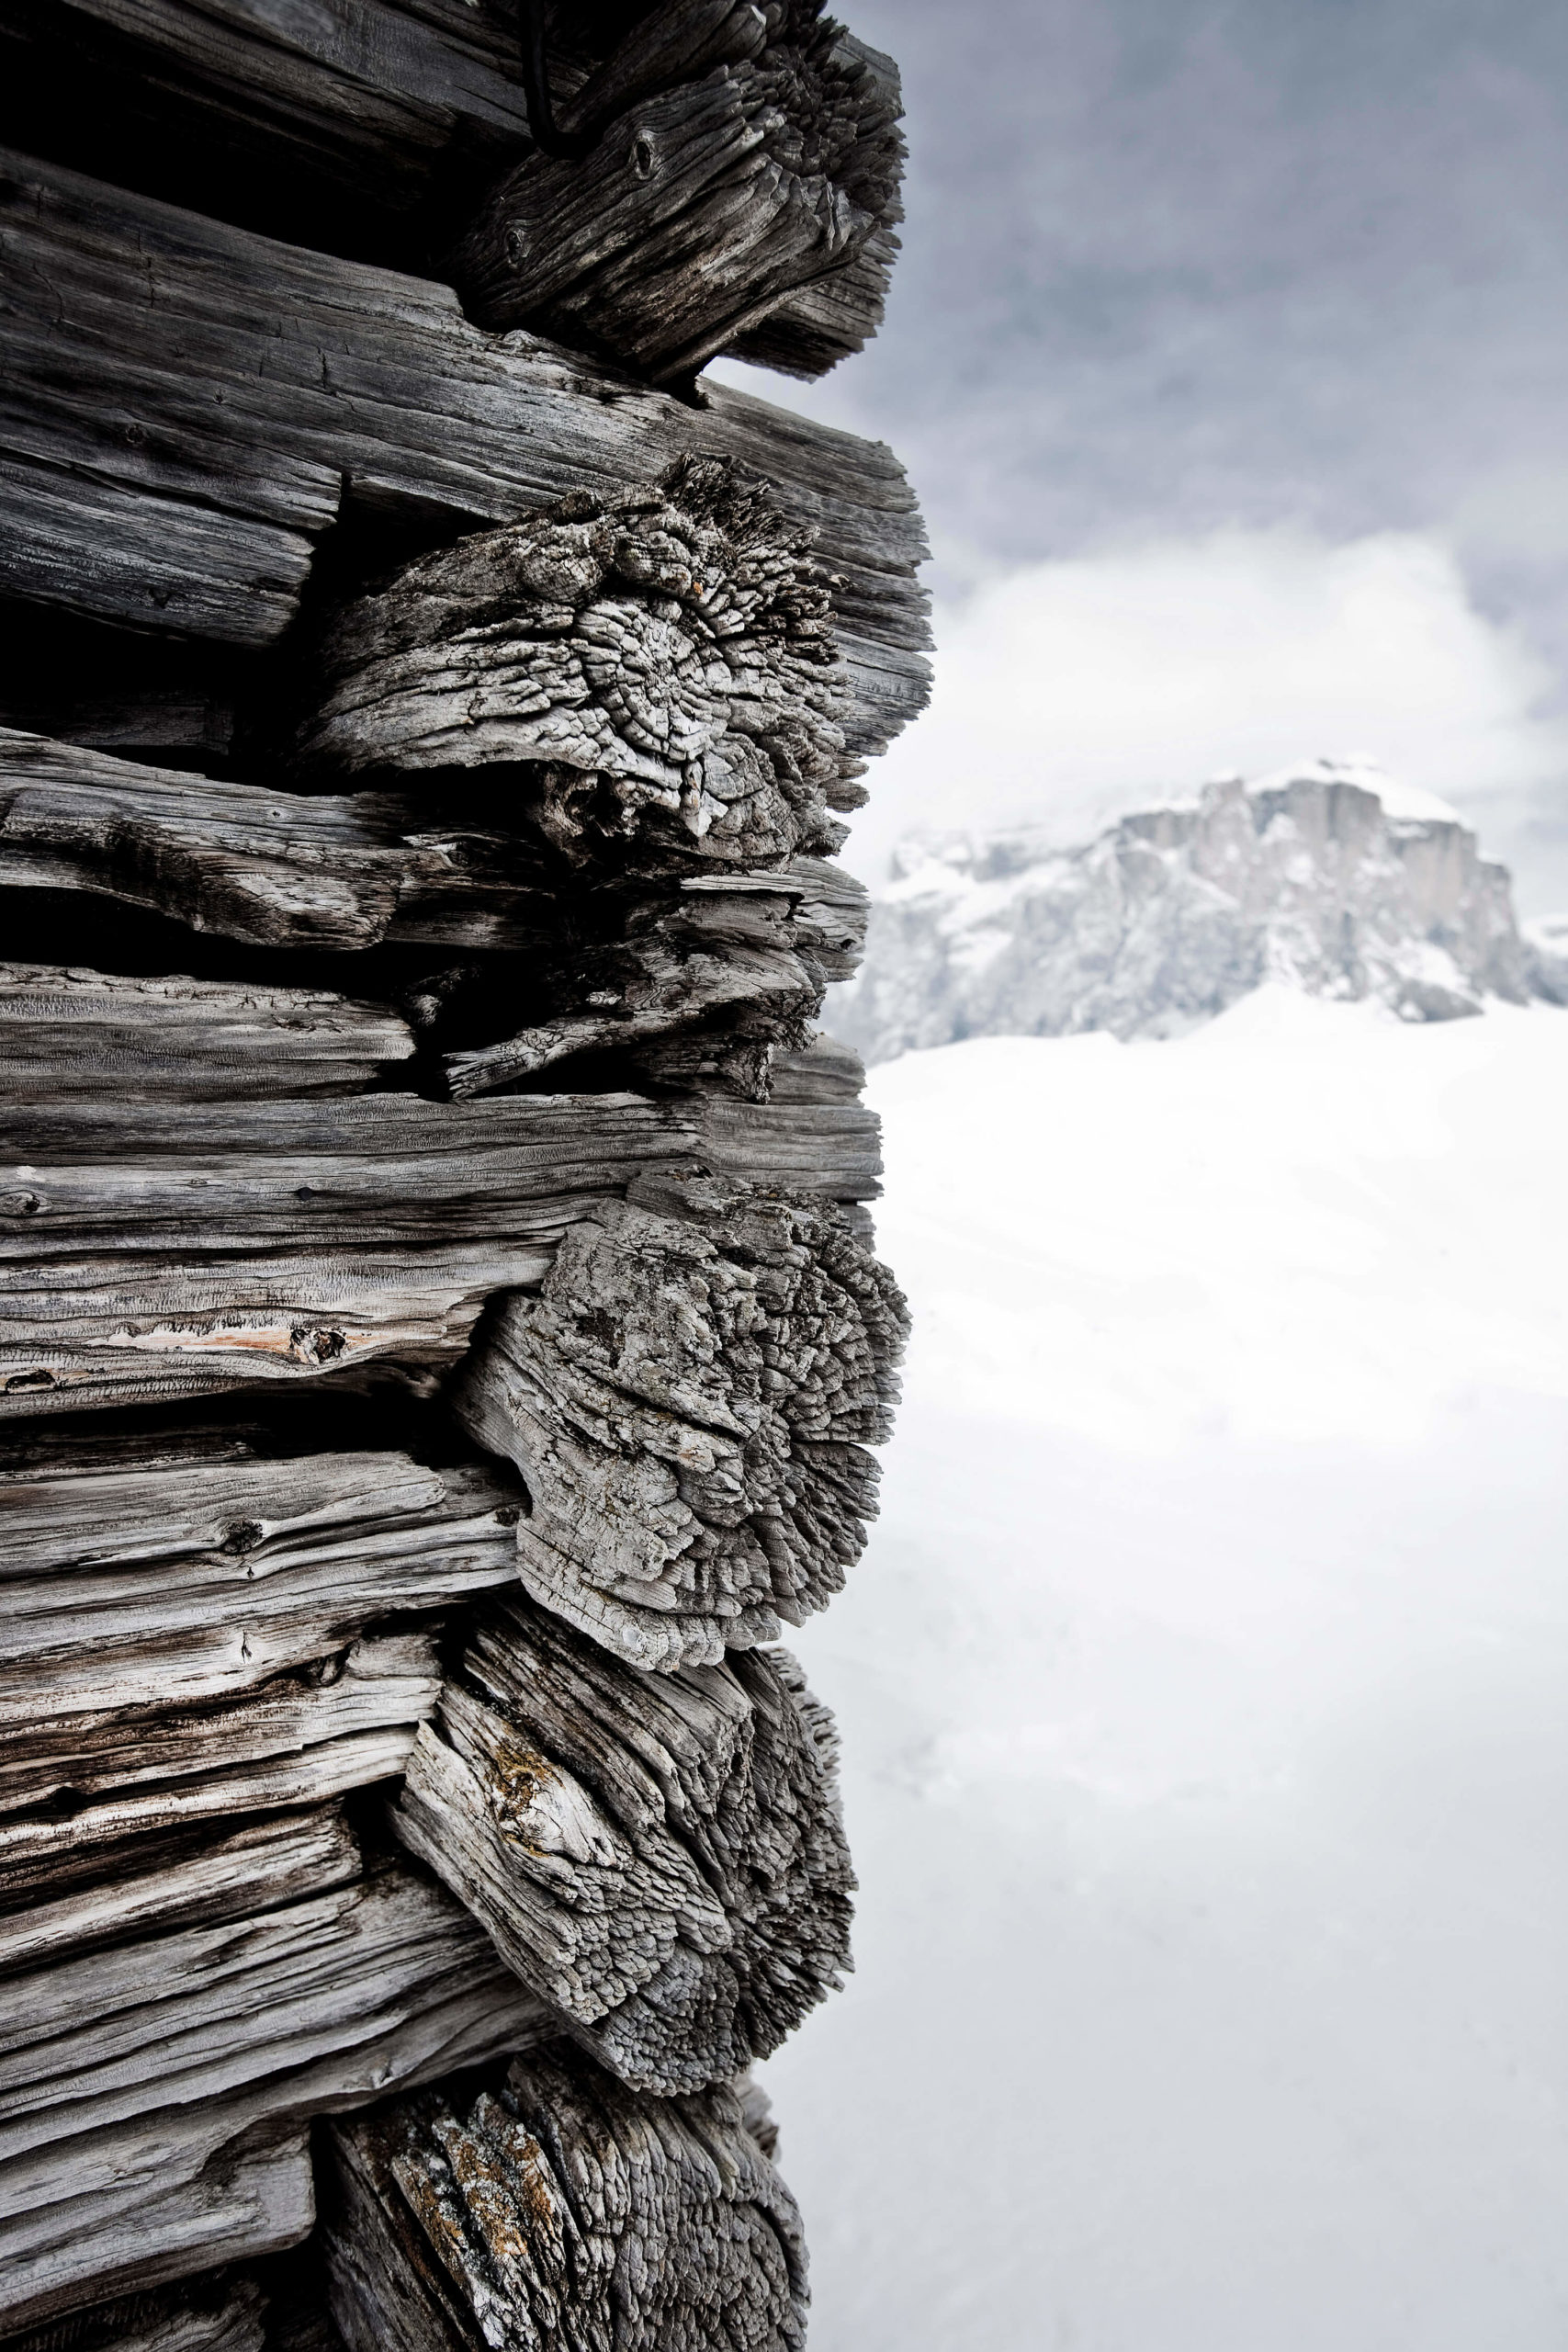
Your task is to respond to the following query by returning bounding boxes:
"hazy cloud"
[840,532,1568,909]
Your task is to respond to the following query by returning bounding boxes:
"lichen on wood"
[321,2045,807,2352]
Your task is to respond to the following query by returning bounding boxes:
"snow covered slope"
[835,757,1546,1061]
[766,998,1568,2352]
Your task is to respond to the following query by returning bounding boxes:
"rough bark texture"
[320,2046,807,2352]
[455,1167,907,1668]
[394,1595,853,2089]
[3,0,919,2329]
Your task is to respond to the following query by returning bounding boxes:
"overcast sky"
[712,0,1568,904]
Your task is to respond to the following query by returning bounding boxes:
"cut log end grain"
[393,1593,853,2092]
[453,0,905,384]
[321,2043,807,2352]
[299,458,863,877]
[454,1164,908,1669]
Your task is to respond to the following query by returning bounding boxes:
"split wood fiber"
[456,1166,908,1668]
[394,1594,853,2090]
[320,2046,807,2352]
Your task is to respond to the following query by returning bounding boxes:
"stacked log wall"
[0,3,927,2341]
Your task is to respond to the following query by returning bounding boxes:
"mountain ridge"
[833,757,1564,1063]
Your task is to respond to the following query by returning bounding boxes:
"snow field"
[763,993,1568,2351]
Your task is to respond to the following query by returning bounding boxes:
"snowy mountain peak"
[836,763,1555,1063]
[1245,753,1463,826]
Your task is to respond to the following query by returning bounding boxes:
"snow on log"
[454,1167,907,1668]
[320,2044,807,2352]
[393,1593,852,2090]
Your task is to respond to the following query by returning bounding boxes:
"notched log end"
[299,458,858,886]
[321,2041,807,2352]
[393,1592,853,2093]
[453,0,907,383]
[452,1162,908,1671]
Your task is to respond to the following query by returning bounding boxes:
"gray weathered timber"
[0,1440,517,1722]
[393,1595,852,2092]
[0,966,413,1099]
[320,2045,807,2352]
[454,1167,907,1668]
[299,462,860,851]
[0,1085,881,1418]
[0,0,532,202]
[0,731,868,1099]
[0,1631,439,1905]
[0,730,557,955]
[0,1804,358,1977]
[0,153,930,756]
[765,1027,866,1102]
[451,1,905,384]
[0,1093,668,1416]
[439,863,865,1101]
[0,2267,270,2352]
[0,1858,550,2335]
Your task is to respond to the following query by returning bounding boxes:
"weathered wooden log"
[3,0,899,379]
[0,2266,271,2352]
[0,965,413,1099]
[765,1026,865,1102]
[0,1849,549,2335]
[392,1594,852,2090]
[0,0,532,253]
[319,2044,807,2352]
[454,1166,906,1668]
[434,862,865,1101]
[0,730,556,956]
[299,461,861,856]
[450,0,905,384]
[0,1802,357,1978]
[0,1094,663,1417]
[0,1079,881,1418]
[0,736,863,1096]
[0,153,930,757]
[0,1631,441,1908]
[0,1431,519,1723]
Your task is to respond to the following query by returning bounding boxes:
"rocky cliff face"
[833,758,1554,1062]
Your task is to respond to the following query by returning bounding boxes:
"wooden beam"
[0,1858,549,2335]
[0,1435,519,1722]
[394,1594,853,2092]
[0,964,414,1098]
[320,2045,806,2352]
[0,152,930,757]
[450,2,906,383]
[454,1165,907,1669]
